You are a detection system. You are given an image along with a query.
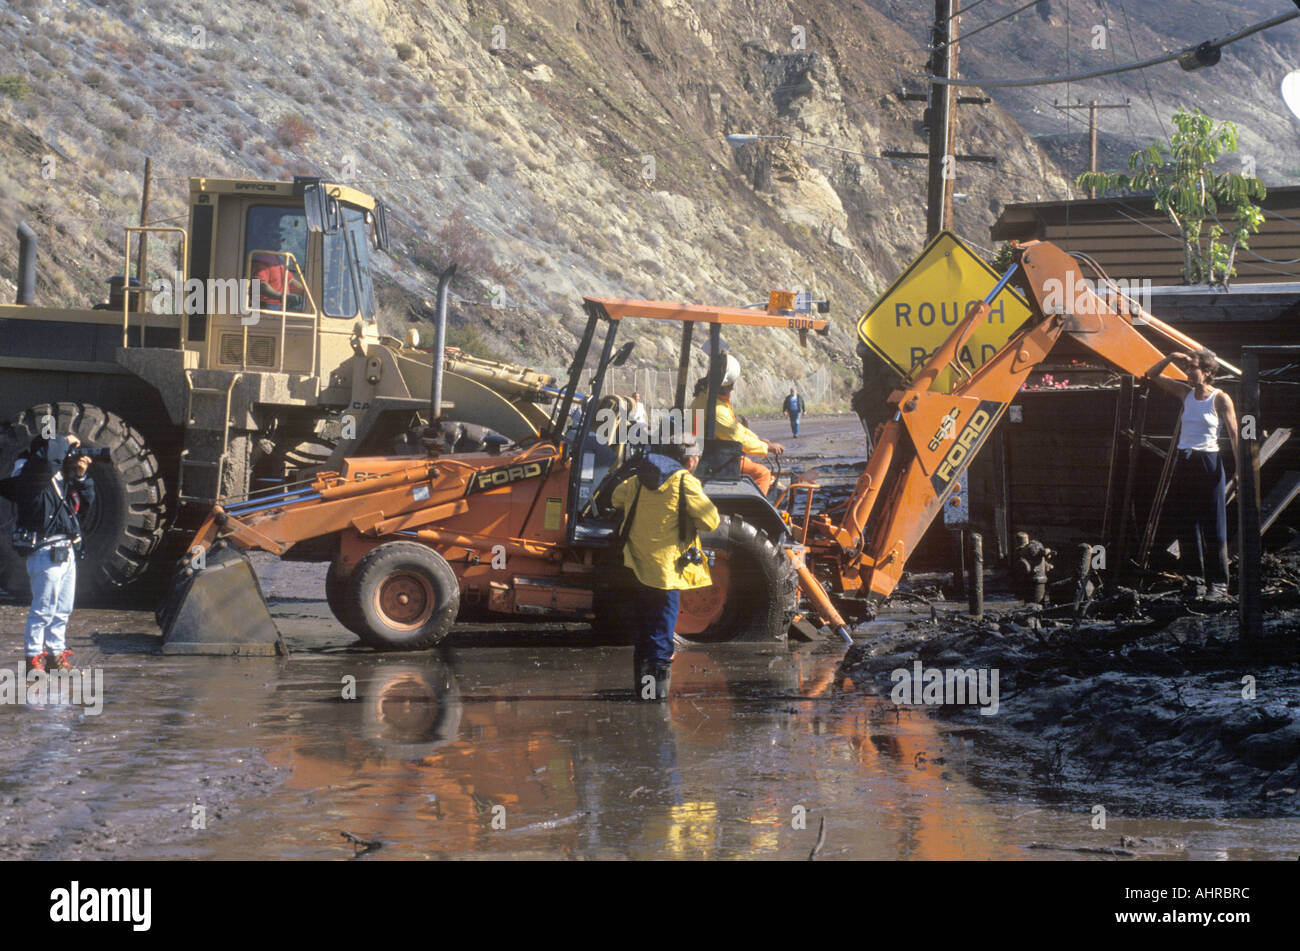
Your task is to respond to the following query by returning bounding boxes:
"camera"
[675,545,705,573]
[79,447,113,462]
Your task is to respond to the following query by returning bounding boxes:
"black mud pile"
[843,554,1300,817]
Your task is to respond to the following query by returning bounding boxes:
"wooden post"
[950,528,966,598]
[968,532,983,617]
[991,427,1010,562]
[1238,350,1263,644]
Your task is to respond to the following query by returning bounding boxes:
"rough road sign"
[857,231,1032,384]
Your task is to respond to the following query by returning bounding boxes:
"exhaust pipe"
[429,264,456,425]
[16,221,35,304]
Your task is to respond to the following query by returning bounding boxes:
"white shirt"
[1178,389,1220,452]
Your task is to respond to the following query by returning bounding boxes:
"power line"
[929,8,1300,87]
[1113,0,1169,142]
[932,0,1046,53]
[948,0,994,22]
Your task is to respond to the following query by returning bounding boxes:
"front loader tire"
[677,515,796,643]
[347,542,460,651]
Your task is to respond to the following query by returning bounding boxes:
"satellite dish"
[1282,70,1300,123]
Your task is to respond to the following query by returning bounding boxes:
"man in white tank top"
[1145,349,1239,601]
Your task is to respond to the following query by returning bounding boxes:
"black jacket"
[0,456,95,540]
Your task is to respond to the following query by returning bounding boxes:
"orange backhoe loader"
[157,285,832,653]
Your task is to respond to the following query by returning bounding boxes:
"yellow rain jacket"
[611,455,720,590]
[689,392,767,457]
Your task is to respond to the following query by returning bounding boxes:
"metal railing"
[242,249,319,375]
[121,226,188,348]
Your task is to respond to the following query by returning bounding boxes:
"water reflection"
[255,645,1030,859]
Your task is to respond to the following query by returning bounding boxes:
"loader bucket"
[157,546,286,656]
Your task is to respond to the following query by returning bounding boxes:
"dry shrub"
[275,114,315,148]
[435,206,519,289]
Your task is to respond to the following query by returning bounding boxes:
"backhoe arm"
[835,239,1200,601]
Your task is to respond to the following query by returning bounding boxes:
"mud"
[0,414,1296,859]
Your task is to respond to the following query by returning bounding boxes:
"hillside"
[3,0,1292,410]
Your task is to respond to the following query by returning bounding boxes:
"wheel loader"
[0,176,559,601]
[157,290,834,653]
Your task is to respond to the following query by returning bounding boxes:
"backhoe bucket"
[157,547,286,656]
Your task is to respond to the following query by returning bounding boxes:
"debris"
[340,830,383,856]
[1027,842,1136,857]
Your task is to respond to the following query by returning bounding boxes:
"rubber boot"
[634,657,653,701]
[652,665,671,703]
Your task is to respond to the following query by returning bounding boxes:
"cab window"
[322,204,377,321]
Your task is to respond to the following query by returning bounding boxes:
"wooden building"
[990,186,1300,285]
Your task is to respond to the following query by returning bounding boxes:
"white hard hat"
[720,354,740,387]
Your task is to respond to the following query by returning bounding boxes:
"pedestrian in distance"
[610,436,719,701]
[0,434,96,672]
[1145,348,1239,601]
[783,387,806,438]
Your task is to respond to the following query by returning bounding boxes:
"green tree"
[1076,109,1265,286]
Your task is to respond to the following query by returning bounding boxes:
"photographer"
[1,434,96,673]
[610,437,719,702]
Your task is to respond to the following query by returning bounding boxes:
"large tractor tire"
[346,541,460,651]
[676,515,797,643]
[0,402,167,601]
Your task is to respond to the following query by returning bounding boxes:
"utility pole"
[1053,99,1131,197]
[888,2,995,238]
[926,0,957,239]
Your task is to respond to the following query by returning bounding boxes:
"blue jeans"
[1170,450,1228,586]
[634,587,679,669]
[25,544,77,657]
[788,412,801,436]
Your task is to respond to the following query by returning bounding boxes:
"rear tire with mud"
[0,401,167,600]
[676,515,796,643]
[347,541,460,651]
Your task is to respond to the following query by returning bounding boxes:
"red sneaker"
[25,654,47,674]
[49,650,74,672]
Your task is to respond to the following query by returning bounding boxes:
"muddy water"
[4,601,1298,859]
[1,415,1296,859]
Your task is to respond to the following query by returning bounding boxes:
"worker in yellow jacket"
[688,354,784,496]
[610,439,719,701]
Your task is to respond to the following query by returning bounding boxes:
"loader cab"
[181,177,387,377]
[556,293,829,547]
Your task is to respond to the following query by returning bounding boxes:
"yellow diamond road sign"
[857,231,1032,384]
